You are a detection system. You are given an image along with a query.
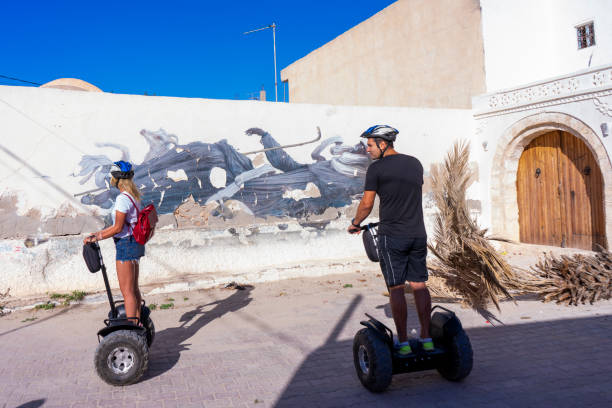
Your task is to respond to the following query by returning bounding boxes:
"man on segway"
[348,125,433,355]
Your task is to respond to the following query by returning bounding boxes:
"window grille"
[577,22,595,49]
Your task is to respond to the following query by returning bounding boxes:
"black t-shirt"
[364,154,426,238]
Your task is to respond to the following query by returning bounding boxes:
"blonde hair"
[111,177,141,201]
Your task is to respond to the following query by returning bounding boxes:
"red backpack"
[123,193,158,245]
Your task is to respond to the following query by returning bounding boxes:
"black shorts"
[378,234,428,287]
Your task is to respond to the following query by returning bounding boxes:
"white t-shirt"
[112,192,141,238]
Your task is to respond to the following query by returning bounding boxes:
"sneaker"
[396,342,412,355]
[420,338,434,352]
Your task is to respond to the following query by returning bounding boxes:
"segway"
[83,242,155,386]
[353,223,473,392]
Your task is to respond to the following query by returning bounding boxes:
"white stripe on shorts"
[384,236,396,285]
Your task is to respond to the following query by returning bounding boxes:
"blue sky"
[1,0,395,100]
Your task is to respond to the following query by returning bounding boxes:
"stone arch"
[490,111,612,245]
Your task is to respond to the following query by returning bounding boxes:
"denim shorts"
[378,234,428,287]
[113,235,145,261]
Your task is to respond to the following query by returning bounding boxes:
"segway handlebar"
[360,222,379,231]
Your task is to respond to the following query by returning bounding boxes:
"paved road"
[1,270,611,408]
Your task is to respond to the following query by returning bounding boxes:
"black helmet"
[360,125,398,142]
[110,160,134,180]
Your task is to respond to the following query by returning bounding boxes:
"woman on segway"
[83,160,145,325]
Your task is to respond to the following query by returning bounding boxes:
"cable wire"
[0,74,42,86]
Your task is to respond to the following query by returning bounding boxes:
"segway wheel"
[145,318,155,348]
[94,330,149,386]
[436,330,473,381]
[353,328,392,392]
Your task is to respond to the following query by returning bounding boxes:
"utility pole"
[244,22,278,102]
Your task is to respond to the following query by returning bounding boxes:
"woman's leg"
[134,261,142,317]
[116,260,139,324]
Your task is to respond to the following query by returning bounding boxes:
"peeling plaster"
[158,190,166,207]
[174,195,215,228]
[167,169,188,182]
[282,182,322,201]
[0,193,103,239]
[209,167,227,188]
[252,153,266,168]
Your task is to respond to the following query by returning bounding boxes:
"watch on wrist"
[351,218,360,228]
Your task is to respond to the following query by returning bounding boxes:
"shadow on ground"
[15,400,45,408]
[142,286,253,381]
[0,306,78,338]
[275,299,612,408]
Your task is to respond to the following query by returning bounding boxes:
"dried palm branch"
[427,140,515,311]
[512,247,612,305]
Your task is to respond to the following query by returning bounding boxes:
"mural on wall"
[73,127,370,222]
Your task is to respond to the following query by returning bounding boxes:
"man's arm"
[348,190,376,234]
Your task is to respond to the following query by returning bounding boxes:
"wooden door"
[517,132,564,246]
[516,131,606,250]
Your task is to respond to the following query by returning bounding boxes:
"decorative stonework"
[594,97,612,117]
[478,89,612,119]
[490,112,612,246]
[593,71,607,87]
[475,66,612,118]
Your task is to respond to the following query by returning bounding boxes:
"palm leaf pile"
[427,140,515,311]
[427,140,612,309]
[514,248,612,306]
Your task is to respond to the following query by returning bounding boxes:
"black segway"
[83,242,155,386]
[353,223,473,392]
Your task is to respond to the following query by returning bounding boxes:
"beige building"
[280,0,486,108]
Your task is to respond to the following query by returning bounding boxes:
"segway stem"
[96,246,117,318]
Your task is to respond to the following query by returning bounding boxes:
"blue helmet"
[360,125,398,142]
[111,160,134,179]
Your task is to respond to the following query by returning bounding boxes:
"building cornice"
[474,65,612,119]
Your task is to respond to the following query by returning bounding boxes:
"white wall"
[481,0,612,92]
[0,85,475,297]
[0,85,473,216]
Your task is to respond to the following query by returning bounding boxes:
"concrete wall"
[0,85,474,297]
[280,0,486,108]
[481,0,612,92]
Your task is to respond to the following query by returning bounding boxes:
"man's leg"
[379,234,410,347]
[409,281,431,339]
[389,284,408,342]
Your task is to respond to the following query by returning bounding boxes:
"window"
[576,22,595,49]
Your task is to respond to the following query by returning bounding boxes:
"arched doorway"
[516,130,606,250]
[489,112,612,249]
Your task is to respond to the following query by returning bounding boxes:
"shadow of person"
[142,285,253,381]
[274,294,364,407]
[15,400,46,408]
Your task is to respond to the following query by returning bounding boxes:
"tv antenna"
[244,23,278,102]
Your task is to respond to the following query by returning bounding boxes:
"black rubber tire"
[145,318,155,348]
[436,330,473,381]
[94,330,149,386]
[353,328,393,393]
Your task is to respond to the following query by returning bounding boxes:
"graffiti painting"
[73,127,370,220]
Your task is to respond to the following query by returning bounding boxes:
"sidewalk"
[1,249,611,408]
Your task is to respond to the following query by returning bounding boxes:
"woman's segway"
[353,223,473,392]
[83,242,155,385]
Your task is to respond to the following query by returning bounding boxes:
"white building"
[475,0,612,249]
[481,0,612,91]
